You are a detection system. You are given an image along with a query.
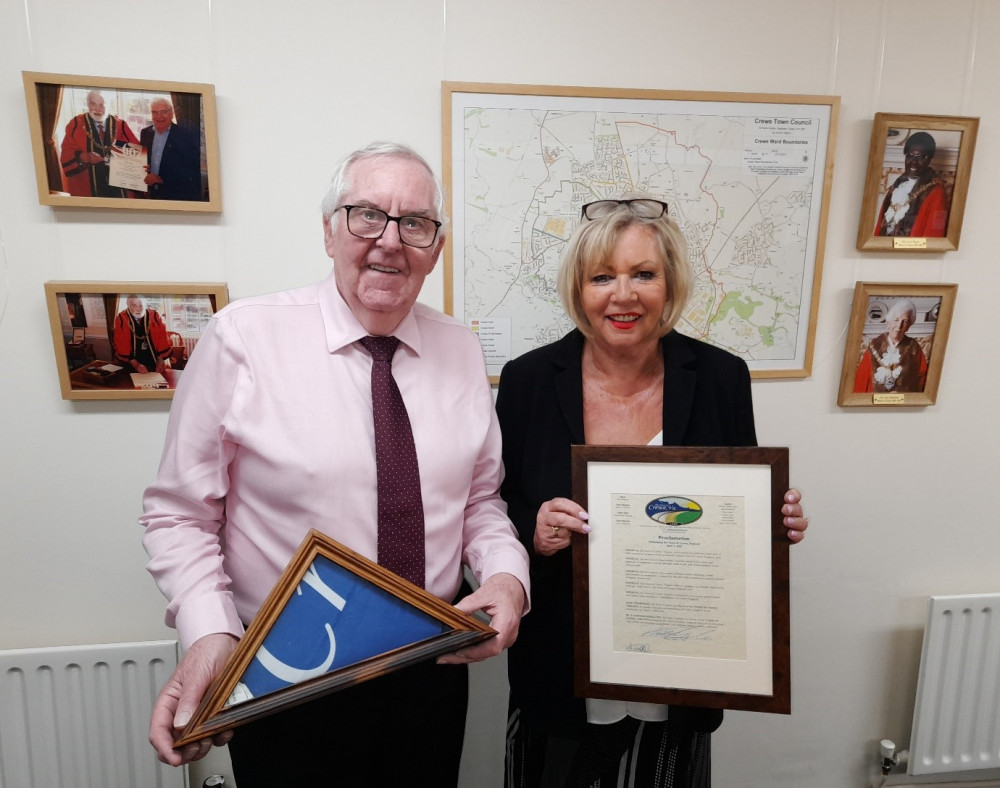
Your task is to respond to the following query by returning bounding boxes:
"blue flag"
[230,554,448,703]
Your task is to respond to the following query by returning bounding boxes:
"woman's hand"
[782,488,809,543]
[533,497,591,556]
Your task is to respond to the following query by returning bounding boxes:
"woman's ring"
[551,526,560,537]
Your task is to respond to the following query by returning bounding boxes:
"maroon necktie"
[360,336,425,587]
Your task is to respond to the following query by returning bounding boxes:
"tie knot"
[360,335,400,363]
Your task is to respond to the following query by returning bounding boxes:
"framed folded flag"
[174,529,496,747]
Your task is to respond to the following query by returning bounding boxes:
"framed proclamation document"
[174,530,496,747]
[571,445,790,714]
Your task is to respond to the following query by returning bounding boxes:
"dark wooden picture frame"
[23,71,221,212]
[837,282,958,407]
[857,113,979,252]
[44,281,228,401]
[174,529,496,748]
[571,445,790,714]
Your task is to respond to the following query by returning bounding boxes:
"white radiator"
[909,593,1000,777]
[0,640,187,788]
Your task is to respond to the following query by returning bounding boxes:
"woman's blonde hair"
[557,197,693,339]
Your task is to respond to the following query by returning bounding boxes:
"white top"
[586,430,669,725]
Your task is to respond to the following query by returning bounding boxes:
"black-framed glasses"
[340,205,442,248]
[581,199,669,221]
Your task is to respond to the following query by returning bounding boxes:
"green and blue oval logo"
[645,496,703,525]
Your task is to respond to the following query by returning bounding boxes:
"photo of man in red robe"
[113,295,172,374]
[59,90,138,198]
[875,131,950,238]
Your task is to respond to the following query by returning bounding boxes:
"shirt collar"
[317,272,421,356]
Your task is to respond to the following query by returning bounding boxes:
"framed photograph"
[44,281,229,400]
[838,282,957,407]
[571,445,790,714]
[174,529,496,748]
[857,113,979,252]
[443,82,840,380]
[23,71,221,212]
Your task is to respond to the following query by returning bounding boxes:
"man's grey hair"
[319,141,448,234]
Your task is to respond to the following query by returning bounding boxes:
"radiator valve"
[880,739,898,775]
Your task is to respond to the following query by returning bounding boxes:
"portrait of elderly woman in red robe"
[853,298,929,393]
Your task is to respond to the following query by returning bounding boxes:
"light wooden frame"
[857,113,979,252]
[23,71,221,212]
[571,445,790,714]
[44,281,228,400]
[838,282,958,407]
[174,529,496,748]
[443,82,840,380]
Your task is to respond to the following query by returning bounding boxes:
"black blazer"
[496,329,757,736]
[141,124,202,201]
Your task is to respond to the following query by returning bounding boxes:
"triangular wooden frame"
[174,529,496,748]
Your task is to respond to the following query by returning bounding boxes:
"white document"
[108,143,148,192]
[130,371,168,389]
[611,493,747,660]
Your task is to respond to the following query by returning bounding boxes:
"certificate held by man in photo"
[612,492,746,660]
[108,142,148,193]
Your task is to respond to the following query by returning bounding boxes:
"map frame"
[442,82,840,380]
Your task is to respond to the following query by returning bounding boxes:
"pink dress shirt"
[141,273,530,649]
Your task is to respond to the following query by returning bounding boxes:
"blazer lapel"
[661,331,697,445]
[551,331,586,445]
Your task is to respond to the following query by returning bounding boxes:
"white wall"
[1,1,997,786]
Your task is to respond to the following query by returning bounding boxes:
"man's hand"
[149,633,238,766]
[437,573,526,665]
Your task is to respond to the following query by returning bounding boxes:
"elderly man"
[59,90,138,197]
[142,142,529,785]
[875,131,950,238]
[113,295,172,374]
[140,97,202,201]
[853,298,929,393]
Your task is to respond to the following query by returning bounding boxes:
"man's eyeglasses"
[340,205,442,248]
[581,199,669,221]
